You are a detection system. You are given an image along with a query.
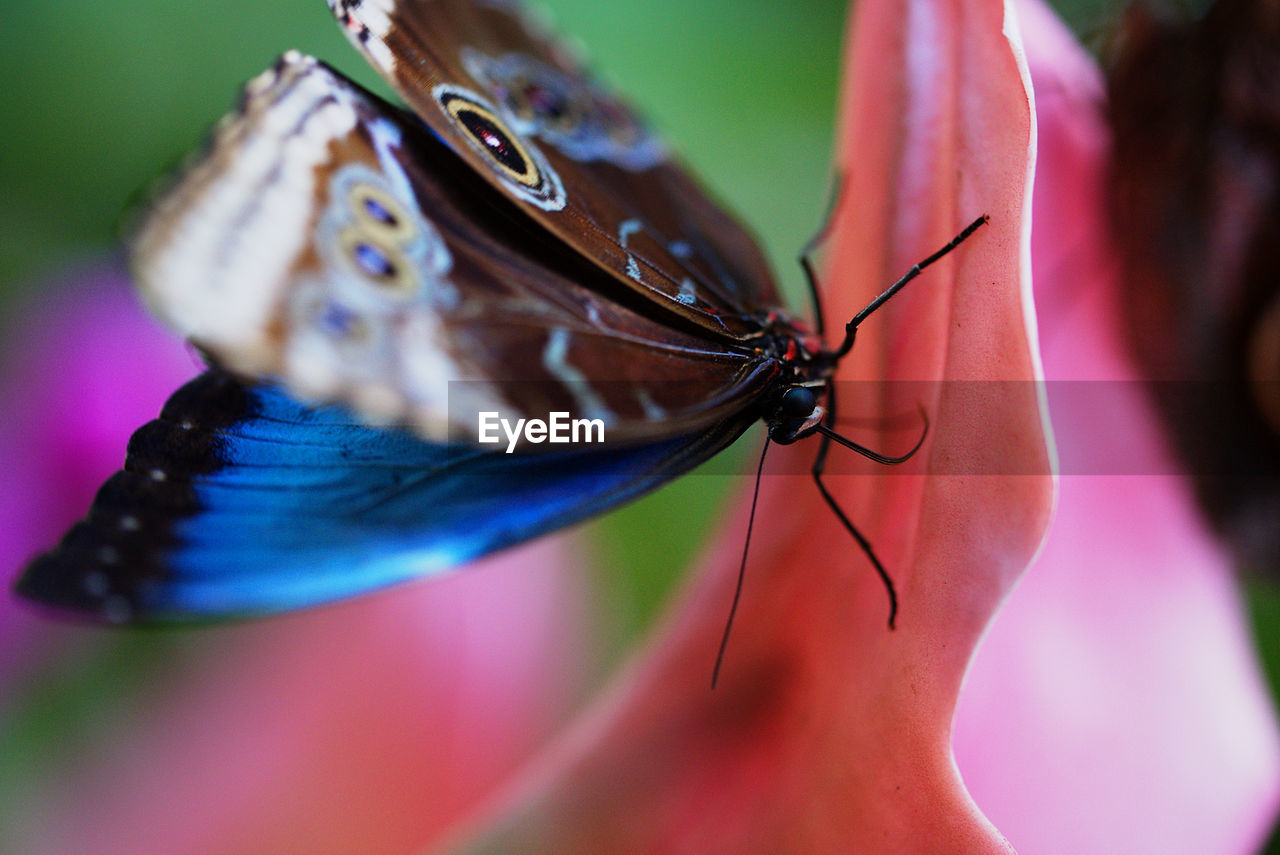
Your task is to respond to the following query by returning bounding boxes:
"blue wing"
[16,371,752,622]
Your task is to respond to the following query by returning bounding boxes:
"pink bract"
[0,269,197,681]
[443,0,1051,851]
[952,1,1280,852]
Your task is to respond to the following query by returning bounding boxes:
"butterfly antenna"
[832,215,989,359]
[712,434,771,689]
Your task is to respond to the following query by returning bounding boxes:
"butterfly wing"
[17,371,754,622]
[134,54,779,444]
[326,0,787,339]
[19,25,793,621]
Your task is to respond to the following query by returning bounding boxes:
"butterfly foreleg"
[811,386,899,630]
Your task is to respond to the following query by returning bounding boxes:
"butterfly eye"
[779,386,817,420]
[348,182,416,243]
[339,229,417,296]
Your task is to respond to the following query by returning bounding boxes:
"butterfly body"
[17,0,841,622]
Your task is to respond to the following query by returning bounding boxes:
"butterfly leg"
[798,172,848,337]
[811,387,899,629]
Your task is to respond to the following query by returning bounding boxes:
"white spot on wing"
[351,0,393,38]
[636,389,666,420]
[543,328,613,422]
[84,571,109,597]
[618,219,643,247]
[619,218,644,282]
[669,240,693,259]
[677,278,698,304]
[329,0,395,69]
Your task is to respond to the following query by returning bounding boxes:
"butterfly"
[16,0,983,624]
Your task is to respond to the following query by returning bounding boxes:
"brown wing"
[132,54,779,444]
[326,0,786,340]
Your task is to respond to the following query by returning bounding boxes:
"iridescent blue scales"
[18,372,752,621]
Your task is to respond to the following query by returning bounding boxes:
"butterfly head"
[767,385,827,445]
[753,313,833,445]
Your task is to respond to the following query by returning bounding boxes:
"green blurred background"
[5,0,1278,848]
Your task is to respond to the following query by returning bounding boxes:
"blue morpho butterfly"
[16,0,985,640]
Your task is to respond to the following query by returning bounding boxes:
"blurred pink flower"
[0,267,197,682]
[952,1,1280,852]
[0,270,595,854]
